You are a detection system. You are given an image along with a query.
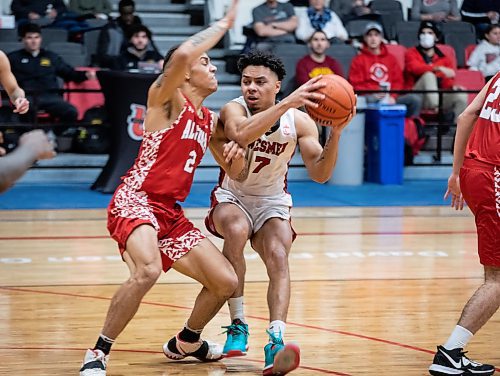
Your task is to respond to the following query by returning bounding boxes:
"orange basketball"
[305,74,357,127]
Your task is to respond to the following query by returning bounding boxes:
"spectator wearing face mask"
[404,21,467,122]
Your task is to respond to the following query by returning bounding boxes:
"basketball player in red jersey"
[428,71,500,376]
[79,2,246,375]
[204,50,353,375]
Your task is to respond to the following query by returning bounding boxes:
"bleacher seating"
[369,0,404,41]
[47,42,89,66]
[40,28,69,47]
[385,43,406,70]
[0,41,23,54]
[395,20,420,47]
[64,67,104,120]
[454,69,485,104]
[464,44,476,67]
[326,43,358,77]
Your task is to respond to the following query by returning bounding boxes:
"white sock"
[443,325,473,350]
[269,320,286,340]
[228,297,246,323]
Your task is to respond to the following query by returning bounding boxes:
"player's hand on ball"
[285,75,326,109]
[223,140,245,163]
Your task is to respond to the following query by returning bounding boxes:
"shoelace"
[265,329,284,345]
[221,323,249,336]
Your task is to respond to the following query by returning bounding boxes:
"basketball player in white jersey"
[205,50,353,375]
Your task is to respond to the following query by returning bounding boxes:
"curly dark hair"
[237,50,286,81]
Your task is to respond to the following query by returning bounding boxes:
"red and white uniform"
[206,96,297,238]
[461,71,500,267]
[108,97,214,272]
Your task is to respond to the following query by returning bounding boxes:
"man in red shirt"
[404,21,467,121]
[429,72,500,376]
[295,30,344,86]
[349,22,422,118]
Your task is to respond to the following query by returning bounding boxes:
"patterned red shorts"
[107,186,205,272]
[460,158,500,268]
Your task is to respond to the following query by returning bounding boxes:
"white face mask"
[419,33,435,49]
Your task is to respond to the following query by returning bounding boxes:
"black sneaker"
[429,345,496,375]
[162,334,223,362]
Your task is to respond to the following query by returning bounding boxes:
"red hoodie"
[348,43,403,98]
[404,45,455,89]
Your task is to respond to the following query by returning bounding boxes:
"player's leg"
[252,218,299,375]
[209,202,252,356]
[80,224,162,376]
[429,161,499,376]
[163,237,238,361]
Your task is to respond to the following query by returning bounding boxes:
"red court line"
[0,230,476,241]
[0,287,435,355]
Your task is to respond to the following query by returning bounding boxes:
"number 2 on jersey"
[252,156,271,173]
[480,79,500,123]
[184,150,197,173]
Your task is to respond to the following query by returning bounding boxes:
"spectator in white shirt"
[296,0,348,43]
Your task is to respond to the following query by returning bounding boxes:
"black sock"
[178,326,201,343]
[94,334,114,355]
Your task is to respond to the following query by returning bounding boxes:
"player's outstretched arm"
[150,0,238,105]
[0,51,29,114]
[223,76,326,147]
[445,74,493,210]
[0,130,56,193]
[297,109,353,183]
[209,118,248,181]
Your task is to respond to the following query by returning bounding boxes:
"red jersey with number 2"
[121,97,214,202]
[465,71,500,165]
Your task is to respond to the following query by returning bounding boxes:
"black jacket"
[11,0,67,21]
[113,46,163,71]
[7,49,88,93]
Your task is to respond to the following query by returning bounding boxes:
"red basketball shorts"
[460,158,500,267]
[107,185,205,272]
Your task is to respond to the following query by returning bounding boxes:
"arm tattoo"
[189,23,225,46]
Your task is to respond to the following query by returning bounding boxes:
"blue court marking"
[0,180,449,210]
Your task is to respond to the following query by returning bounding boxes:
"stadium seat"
[346,19,381,39]
[47,41,89,66]
[464,44,476,67]
[64,67,104,120]
[273,43,308,97]
[395,21,420,47]
[41,28,68,47]
[369,0,404,41]
[454,69,485,104]
[0,41,23,54]
[326,43,358,77]
[385,43,406,70]
[0,29,18,42]
[443,31,477,68]
[441,21,476,38]
[436,43,457,70]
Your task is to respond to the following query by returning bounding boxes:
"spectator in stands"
[251,0,298,51]
[8,23,96,124]
[295,0,347,44]
[69,0,112,20]
[112,24,163,72]
[404,21,467,121]
[460,0,499,37]
[11,0,67,25]
[410,0,460,22]
[467,24,500,82]
[332,0,373,24]
[296,30,344,87]
[96,0,142,67]
[349,23,422,118]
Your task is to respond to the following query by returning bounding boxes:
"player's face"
[241,65,280,113]
[364,30,382,49]
[309,32,329,55]
[189,53,218,93]
[23,32,42,53]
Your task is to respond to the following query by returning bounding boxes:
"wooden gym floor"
[0,206,498,375]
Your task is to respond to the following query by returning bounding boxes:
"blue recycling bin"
[364,104,407,185]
